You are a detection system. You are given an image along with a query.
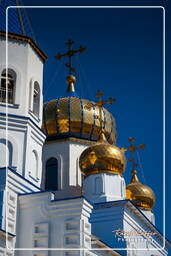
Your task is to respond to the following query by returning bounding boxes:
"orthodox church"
[0,1,170,255]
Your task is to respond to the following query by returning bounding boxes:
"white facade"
[0,167,40,255]
[91,200,167,256]
[14,192,169,256]
[42,139,93,195]
[16,195,92,256]
[0,36,44,120]
[83,173,126,203]
[0,35,46,187]
[141,209,155,225]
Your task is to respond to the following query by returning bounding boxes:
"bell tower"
[0,0,47,187]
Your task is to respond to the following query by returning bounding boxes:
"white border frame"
[5,5,165,252]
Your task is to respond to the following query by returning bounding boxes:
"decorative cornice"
[0,228,15,238]
[0,30,48,63]
[45,136,97,146]
[0,112,47,138]
[7,166,41,191]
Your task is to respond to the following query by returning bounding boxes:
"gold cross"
[85,90,116,140]
[121,137,145,171]
[55,39,86,75]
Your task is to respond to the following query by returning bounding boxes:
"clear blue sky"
[5,0,171,243]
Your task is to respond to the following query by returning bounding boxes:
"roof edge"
[0,30,48,63]
[93,199,171,248]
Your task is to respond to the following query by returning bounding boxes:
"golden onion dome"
[79,140,126,176]
[42,96,116,144]
[126,170,156,210]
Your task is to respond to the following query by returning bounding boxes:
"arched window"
[33,81,40,117]
[0,69,16,104]
[32,150,38,179]
[45,158,58,191]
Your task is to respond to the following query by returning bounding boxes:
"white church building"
[0,1,170,255]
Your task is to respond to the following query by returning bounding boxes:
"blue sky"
[4,0,171,243]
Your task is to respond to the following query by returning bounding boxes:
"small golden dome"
[66,74,76,85]
[66,75,76,93]
[42,97,116,144]
[79,142,126,176]
[126,170,156,210]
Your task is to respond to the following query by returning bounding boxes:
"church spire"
[55,39,86,97]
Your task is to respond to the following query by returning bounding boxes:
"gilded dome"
[126,170,156,210]
[42,96,116,144]
[79,142,126,176]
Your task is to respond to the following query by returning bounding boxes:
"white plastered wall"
[0,37,44,126]
[0,127,22,172]
[16,193,93,256]
[42,140,91,192]
[0,36,46,185]
[0,115,45,186]
[83,173,126,203]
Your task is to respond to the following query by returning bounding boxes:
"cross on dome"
[55,39,86,76]
[122,137,145,171]
[55,39,86,97]
[85,90,116,142]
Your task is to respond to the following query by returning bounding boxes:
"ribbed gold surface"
[70,97,82,133]
[126,171,155,210]
[79,143,126,175]
[43,100,57,136]
[82,99,95,136]
[58,97,69,133]
[42,97,116,144]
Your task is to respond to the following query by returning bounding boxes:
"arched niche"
[94,176,103,195]
[0,138,13,167]
[31,150,39,179]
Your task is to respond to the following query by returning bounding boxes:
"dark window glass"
[0,69,16,104]
[45,158,58,191]
[33,81,40,117]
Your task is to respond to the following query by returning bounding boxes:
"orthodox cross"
[122,137,145,171]
[85,90,115,139]
[55,39,86,75]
